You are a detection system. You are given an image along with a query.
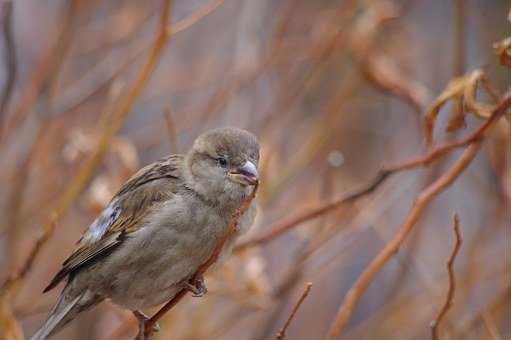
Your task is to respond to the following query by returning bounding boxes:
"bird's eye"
[217,156,228,168]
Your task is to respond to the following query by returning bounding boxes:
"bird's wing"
[44,155,184,292]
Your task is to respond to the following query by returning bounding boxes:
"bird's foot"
[133,310,159,340]
[183,274,207,297]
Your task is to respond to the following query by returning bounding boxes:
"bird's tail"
[31,288,102,340]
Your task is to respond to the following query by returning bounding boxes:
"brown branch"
[0,218,57,340]
[326,90,511,340]
[0,0,82,143]
[3,118,48,270]
[236,89,511,252]
[235,171,389,252]
[430,214,463,340]
[447,0,466,132]
[481,311,502,340]
[167,0,224,36]
[350,1,430,113]
[0,0,173,320]
[51,0,173,223]
[276,282,312,340]
[327,142,478,339]
[53,0,225,116]
[0,4,174,330]
[139,182,259,339]
[0,219,57,295]
[0,0,16,135]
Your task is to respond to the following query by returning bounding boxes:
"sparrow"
[32,127,260,340]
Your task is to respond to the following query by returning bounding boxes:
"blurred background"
[1,0,511,339]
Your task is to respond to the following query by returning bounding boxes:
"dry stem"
[235,171,389,252]
[0,0,16,133]
[0,0,173,337]
[276,282,312,340]
[326,90,511,339]
[430,214,463,340]
[236,89,511,252]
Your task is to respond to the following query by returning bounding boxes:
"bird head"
[184,127,260,204]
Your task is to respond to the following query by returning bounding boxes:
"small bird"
[32,127,260,340]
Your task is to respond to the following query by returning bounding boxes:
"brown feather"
[44,155,184,292]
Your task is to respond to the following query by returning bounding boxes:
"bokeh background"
[1,0,511,339]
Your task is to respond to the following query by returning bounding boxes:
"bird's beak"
[229,160,259,186]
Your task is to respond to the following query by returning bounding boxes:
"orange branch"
[326,89,511,339]
[276,282,313,340]
[0,1,174,338]
[430,214,463,340]
[236,89,511,253]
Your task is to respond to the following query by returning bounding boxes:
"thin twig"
[4,118,48,266]
[326,90,511,339]
[0,0,173,306]
[0,0,16,135]
[276,282,312,340]
[53,0,225,116]
[235,171,389,252]
[481,311,502,340]
[350,1,430,113]
[0,0,82,143]
[139,182,259,339]
[430,214,463,340]
[0,219,57,295]
[447,0,466,131]
[50,0,173,223]
[327,142,478,339]
[236,90,511,252]
[167,0,224,35]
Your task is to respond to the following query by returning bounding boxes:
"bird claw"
[133,310,159,340]
[183,275,207,297]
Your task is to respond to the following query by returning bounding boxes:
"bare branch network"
[0,1,510,340]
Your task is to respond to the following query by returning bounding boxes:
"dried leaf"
[423,77,466,146]
[463,70,494,119]
[494,36,511,68]
[446,98,466,132]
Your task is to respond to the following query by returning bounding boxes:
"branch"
[0,0,173,334]
[139,182,259,339]
[276,282,313,340]
[235,171,389,252]
[0,0,81,143]
[0,219,57,296]
[0,0,16,134]
[53,0,225,116]
[52,0,173,222]
[430,214,463,340]
[349,1,431,113]
[327,142,477,339]
[326,89,511,339]
[167,0,224,36]
[236,89,511,253]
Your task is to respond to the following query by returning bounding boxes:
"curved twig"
[0,0,16,134]
[326,89,511,339]
[430,214,463,340]
[276,282,313,340]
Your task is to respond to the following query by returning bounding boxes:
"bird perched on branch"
[32,127,260,340]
